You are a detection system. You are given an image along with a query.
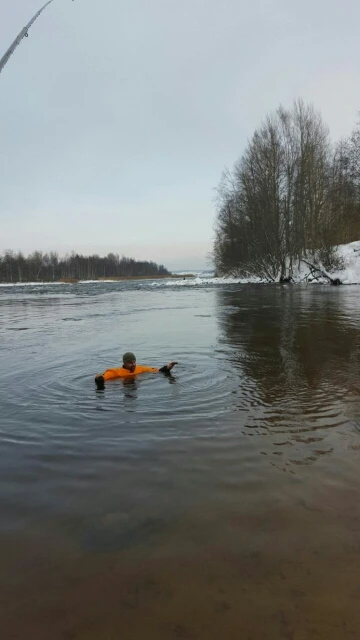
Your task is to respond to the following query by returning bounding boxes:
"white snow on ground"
[161,242,360,286]
[288,240,360,285]
[154,242,360,286]
[0,281,67,287]
[161,275,265,286]
[332,241,360,284]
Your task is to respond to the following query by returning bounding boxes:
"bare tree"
[213,100,336,280]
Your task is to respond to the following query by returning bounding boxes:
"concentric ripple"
[1,281,360,516]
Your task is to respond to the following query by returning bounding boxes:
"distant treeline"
[213,99,360,280]
[0,251,170,282]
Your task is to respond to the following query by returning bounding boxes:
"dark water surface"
[1,280,360,639]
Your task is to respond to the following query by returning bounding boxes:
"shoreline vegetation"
[0,251,173,284]
[213,99,360,284]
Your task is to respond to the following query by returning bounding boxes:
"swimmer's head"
[123,351,136,372]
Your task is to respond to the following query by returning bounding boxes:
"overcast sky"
[1,0,360,269]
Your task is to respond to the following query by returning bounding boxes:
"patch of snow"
[331,241,360,284]
[0,281,68,287]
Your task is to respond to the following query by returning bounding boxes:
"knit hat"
[123,351,136,364]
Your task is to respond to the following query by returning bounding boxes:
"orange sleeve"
[136,366,159,374]
[103,368,123,381]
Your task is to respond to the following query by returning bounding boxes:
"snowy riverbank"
[1,242,360,288]
[164,241,360,286]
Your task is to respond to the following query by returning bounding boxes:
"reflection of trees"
[217,286,360,406]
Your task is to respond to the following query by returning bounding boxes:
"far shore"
[57,274,195,283]
[0,274,196,285]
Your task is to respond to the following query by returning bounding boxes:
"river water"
[1,279,360,639]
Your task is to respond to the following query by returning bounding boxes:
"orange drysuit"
[102,365,159,381]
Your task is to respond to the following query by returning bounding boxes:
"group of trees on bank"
[213,99,360,280]
[0,251,169,283]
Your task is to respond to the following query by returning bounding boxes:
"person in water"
[95,351,178,387]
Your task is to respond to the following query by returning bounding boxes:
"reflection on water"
[1,283,360,638]
[218,286,360,395]
[216,286,360,473]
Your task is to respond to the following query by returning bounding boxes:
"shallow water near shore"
[1,279,360,638]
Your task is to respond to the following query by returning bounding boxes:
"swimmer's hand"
[95,374,105,388]
[159,362,178,374]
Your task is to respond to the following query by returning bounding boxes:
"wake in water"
[0,273,263,290]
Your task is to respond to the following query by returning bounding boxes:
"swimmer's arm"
[158,361,178,375]
[95,368,119,387]
[139,363,178,374]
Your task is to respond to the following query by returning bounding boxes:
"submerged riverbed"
[1,279,360,638]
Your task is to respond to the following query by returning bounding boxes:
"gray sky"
[1,0,360,270]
